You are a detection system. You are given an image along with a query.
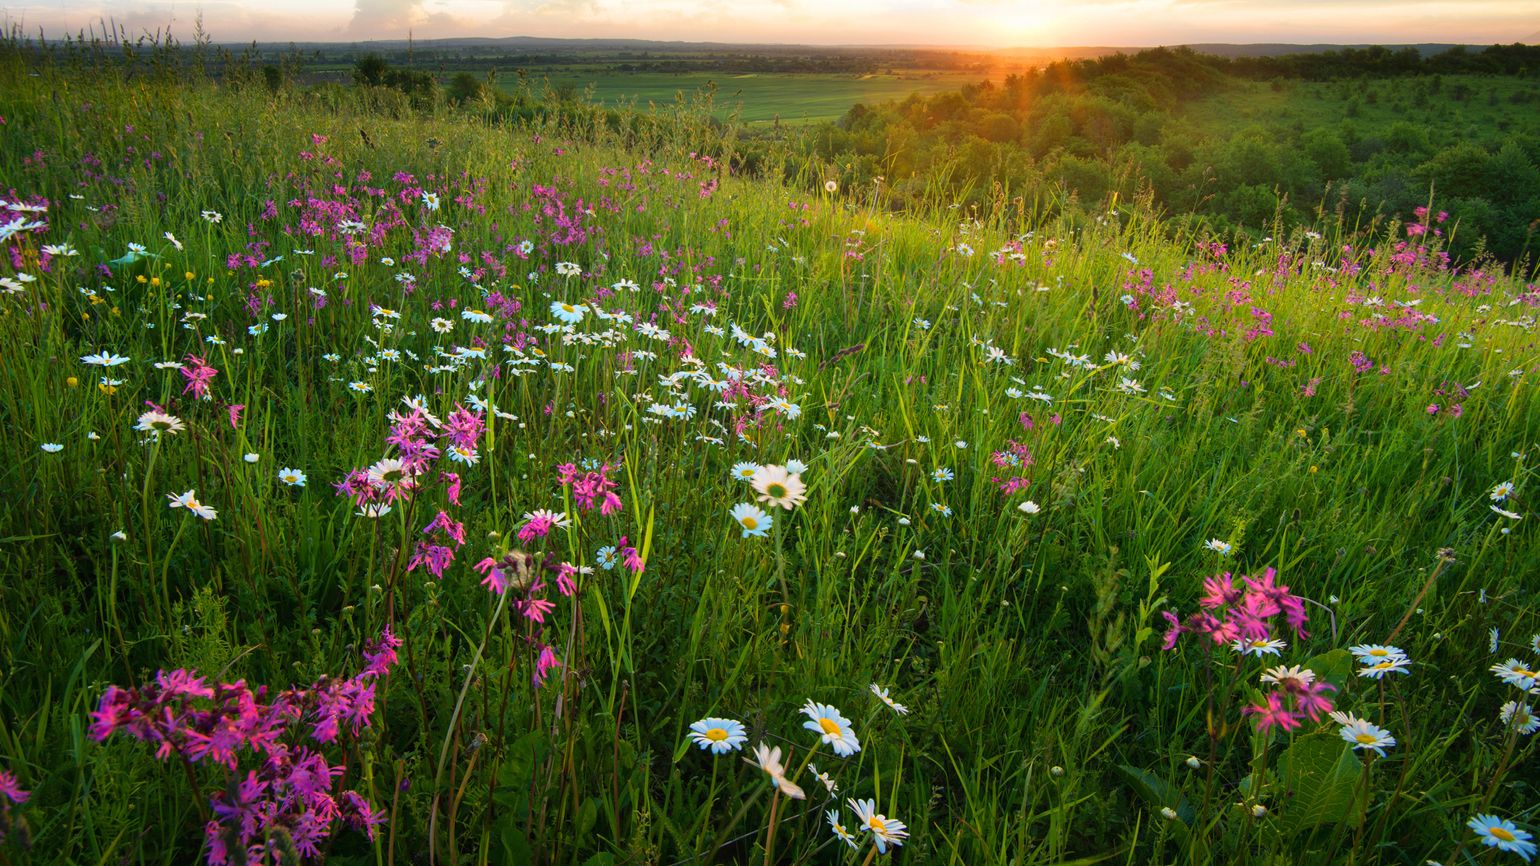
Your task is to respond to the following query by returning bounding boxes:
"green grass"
[0,50,1537,866]
[506,69,982,123]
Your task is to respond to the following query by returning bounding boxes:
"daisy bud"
[1185,755,1201,769]
[1160,806,1177,820]
[1050,765,1064,777]
[110,530,127,543]
[1252,804,1268,818]
[913,550,924,560]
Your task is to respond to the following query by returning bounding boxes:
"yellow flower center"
[1250,640,1269,648]
[562,304,575,313]
[740,516,758,530]
[1355,733,1377,745]
[705,728,728,742]
[868,817,885,832]
[1490,827,1516,842]
[818,718,841,736]
[767,483,787,498]
[1368,649,1389,657]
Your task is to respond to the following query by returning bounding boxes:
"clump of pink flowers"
[89,630,400,864]
[0,767,28,846]
[1244,666,1337,733]
[1161,567,1310,651]
[557,460,623,516]
[1163,569,1334,733]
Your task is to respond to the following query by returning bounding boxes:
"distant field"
[497,70,983,123]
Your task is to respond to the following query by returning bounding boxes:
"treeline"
[1221,43,1540,80]
[805,46,1540,264]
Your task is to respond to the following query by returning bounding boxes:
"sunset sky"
[5,0,1536,47]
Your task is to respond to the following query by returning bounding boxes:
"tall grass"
[0,45,1536,866]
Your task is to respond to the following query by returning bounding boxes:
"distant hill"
[993,43,1479,61]
[231,35,1497,60]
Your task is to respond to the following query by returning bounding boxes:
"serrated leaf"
[1275,732,1366,837]
[1300,648,1354,690]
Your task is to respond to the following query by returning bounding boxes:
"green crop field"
[0,37,1538,866]
[501,70,983,123]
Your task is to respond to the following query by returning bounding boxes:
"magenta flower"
[180,354,219,401]
[1242,693,1302,733]
[0,769,28,804]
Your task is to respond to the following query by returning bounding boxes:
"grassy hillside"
[0,52,1537,866]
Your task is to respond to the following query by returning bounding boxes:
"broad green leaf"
[1274,732,1366,837]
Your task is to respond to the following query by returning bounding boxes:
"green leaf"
[1274,732,1366,837]
[1115,764,1194,825]
[1300,648,1354,690]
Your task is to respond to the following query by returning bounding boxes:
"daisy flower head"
[801,701,860,757]
[1018,500,1041,514]
[931,467,954,483]
[1348,644,1407,664]
[848,798,909,853]
[730,462,761,482]
[461,308,493,324]
[748,743,805,800]
[1467,814,1536,861]
[135,410,186,439]
[596,545,618,569]
[729,502,772,538]
[1358,657,1413,680]
[1335,714,1396,757]
[1491,481,1515,502]
[367,457,415,494]
[1501,701,1539,735]
[1233,637,1287,658]
[550,301,587,324]
[827,810,859,849]
[751,464,807,510]
[166,489,217,520]
[277,468,307,487]
[687,717,748,754]
[1260,665,1316,690]
[1490,659,1540,691]
[81,351,131,367]
[869,683,910,715]
[1204,538,1233,556]
[809,763,838,794]
[40,442,63,453]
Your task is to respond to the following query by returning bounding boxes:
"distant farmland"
[497,70,983,122]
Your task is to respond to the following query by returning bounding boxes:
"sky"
[4,0,1536,47]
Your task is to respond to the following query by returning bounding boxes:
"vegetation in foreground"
[0,49,1538,866]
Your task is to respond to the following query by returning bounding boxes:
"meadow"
[0,42,1538,866]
